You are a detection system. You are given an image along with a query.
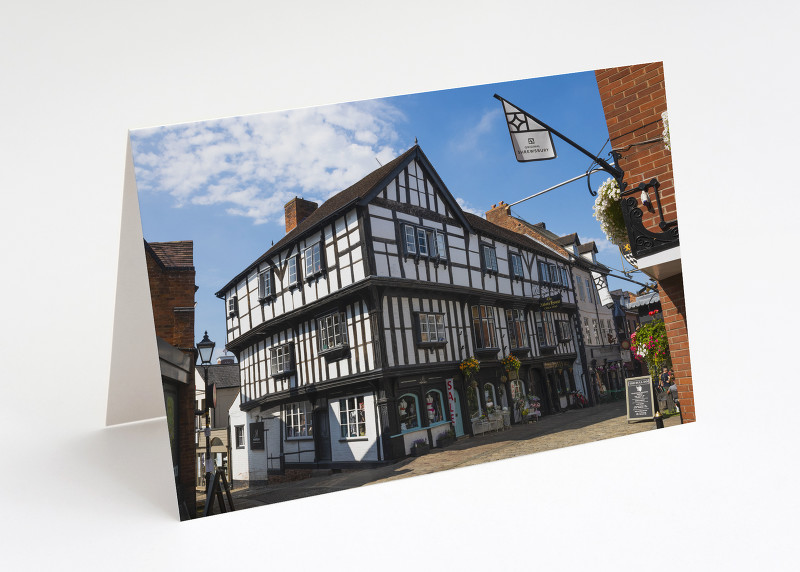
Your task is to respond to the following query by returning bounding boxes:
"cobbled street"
[209,400,681,512]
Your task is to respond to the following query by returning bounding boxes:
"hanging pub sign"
[495,95,557,162]
[539,294,562,311]
[249,421,265,450]
[625,375,655,422]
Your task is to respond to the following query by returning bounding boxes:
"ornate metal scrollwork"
[620,179,679,259]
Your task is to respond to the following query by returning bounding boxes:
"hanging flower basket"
[662,111,671,151]
[459,356,480,380]
[630,319,671,385]
[500,354,521,374]
[594,177,637,267]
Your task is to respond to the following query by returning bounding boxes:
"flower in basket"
[500,353,521,373]
[521,408,529,416]
[412,439,427,448]
[593,178,628,247]
[459,356,480,379]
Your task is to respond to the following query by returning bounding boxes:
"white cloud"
[456,197,484,217]
[450,107,502,155]
[579,235,616,254]
[131,100,405,225]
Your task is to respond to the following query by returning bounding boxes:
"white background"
[2,1,798,570]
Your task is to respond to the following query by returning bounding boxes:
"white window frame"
[403,224,417,255]
[416,228,429,256]
[318,312,348,352]
[402,223,447,260]
[270,343,293,376]
[304,242,323,277]
[288,256,298,286]
[258,269,274,300]
[339,396,367,439]
[539,262,550,283]
[227,295,238,317]
[235,425,244,448]
[285,402,313,439]
[560,268,570,288]
[418,312,447,344]
[482,244,498,273]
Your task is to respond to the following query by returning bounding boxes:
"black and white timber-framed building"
[216,145,585,476]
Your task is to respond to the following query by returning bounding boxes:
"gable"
[360,147,473,234]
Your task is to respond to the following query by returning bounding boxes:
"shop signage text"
[540,294,562,311]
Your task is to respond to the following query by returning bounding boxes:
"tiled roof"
[216,146,419,296]
[196,363,240,388]
[556,233,579,246]
[627,290,660,308]
[463,212,566,259]
[578,242,597,255]
[146,241,194,269]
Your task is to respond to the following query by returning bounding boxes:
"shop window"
[471,305,497,349]
[425,390,445,424]
[481,244,498,273]
[466,384,481,419]
[340,396,367,438]
[510,379,525,401]
[506,309,528,349]
[398,393,420,431]
[484,383,498,412]
[235,425,244,449]
[285,402,313,438]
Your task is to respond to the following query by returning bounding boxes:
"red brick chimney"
[284,197,318,234]
[486,201,512,226]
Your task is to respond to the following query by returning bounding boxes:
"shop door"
[453,389,465,437]
[314,409,332,462]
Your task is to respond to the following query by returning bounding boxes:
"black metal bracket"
[619,178,679,259]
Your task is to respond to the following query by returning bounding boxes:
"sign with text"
[625,375,655,422]
[497,96,557,162]
[249,421,265,450]
[446,378,457,429]
[539,294,562,311]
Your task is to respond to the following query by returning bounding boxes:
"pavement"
[200,400,682,513]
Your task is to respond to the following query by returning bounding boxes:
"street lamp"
[196,331,215,497]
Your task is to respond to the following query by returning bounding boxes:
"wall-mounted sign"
[625,375,655,422]
[445,378,457,430]
[496,96,557,162]
[539,294,562,311]
[249,421,264,450]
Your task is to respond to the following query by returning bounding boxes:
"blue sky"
[131,69,651,362]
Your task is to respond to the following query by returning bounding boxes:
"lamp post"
[196,331,215,497]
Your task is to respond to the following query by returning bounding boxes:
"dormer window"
[258,269,275,302]
[481,244,498,274]
[227,295,238,317]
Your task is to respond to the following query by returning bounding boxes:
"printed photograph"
[132,62,692,520]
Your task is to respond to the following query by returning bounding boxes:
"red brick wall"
[145,249,198,513]
[485,202,569,256]
[284,197,318,234]
[595,63,676,235]
[595,63,695,423]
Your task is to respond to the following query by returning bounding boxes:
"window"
[557,320,572,342]
[258,269,274,301]
[592,319,600,345]
[471,305,497,349]
[560,268,570,288]
[398,394,419,431]
[577,278,585,301]
[304,242,323,277]
[227,295,238,317]
[510,379,525,401]
[599,319,607,344]
[482,245,498,273]
[510,253,524,279]
[401,224,447,260]
[288,256,298,286]
[418,312,446,344]
[270,343,294,376]
[586,278,594,303]
[285,402,313,438]
[339,396,366,438]
[536,315,557,347]
[318,312,348,352]
[549,264,559,284]
[506,309,528,349]
[235,425,244,448]
[584,317,592,343]
[425,390,445,424]
[484,383,497,410]
[538,262,550,283]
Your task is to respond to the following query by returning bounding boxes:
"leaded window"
[506,309,528,349]
[418,312,446,343]
[270,343,293,375]
[339,396,366,438]
[258,269,274,300]
[471,305,497,349]
[318,312,348,351]
[304,242,323,276]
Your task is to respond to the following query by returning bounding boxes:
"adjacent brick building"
[595,62,695,422]
[145,240,198,518]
